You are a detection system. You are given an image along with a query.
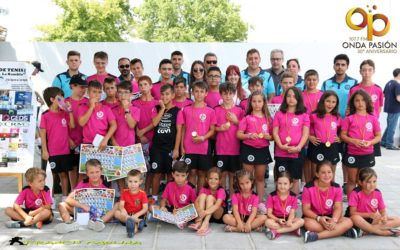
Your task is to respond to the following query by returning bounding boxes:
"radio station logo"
[343,5,397,54]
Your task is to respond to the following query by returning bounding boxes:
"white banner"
[0,61,36,173]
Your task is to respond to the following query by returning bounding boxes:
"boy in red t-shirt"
[115,169,148,238]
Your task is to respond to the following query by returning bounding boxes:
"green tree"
[36,0,133,42]
[134,0,248,42]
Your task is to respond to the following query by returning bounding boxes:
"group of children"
[4,52,400,243]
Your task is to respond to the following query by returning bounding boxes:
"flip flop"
[197,228,211,236]
[188,223,200,231]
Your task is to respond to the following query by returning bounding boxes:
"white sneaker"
[87,219,105,232]
[55,222,79,234]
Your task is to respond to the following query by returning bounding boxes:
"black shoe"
[386,145,400,150]
[343,228,358,239]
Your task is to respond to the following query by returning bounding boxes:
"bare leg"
[254,164,266,202]
[152,173,162,196]
[58,202,74,222]
[58,172,69,196]
[346,168,359,196]
[68,167,78,190]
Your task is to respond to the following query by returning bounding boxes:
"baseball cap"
[69,74,88,86]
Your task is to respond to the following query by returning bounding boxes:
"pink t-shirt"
[239,98,248,111]
[349,84,383,118]
[231,191,259,216]
[270,95,283,104]
[40,110,71,156]
[302,181,342,216]
[87,73,117,85]
[303,90,323,114]
[199,187,226,206]
[162,181,197,208]
[65,97,89,146]
[348,187,385,213]
[238,114,272,148]
[151,81,173,100]
[266,191,298,218]
[205,90,223,108]
[15,186,52,210]
[273,111,310,158]
[115,77,140,94]
[310,114,341,144]
[177,105,217,155]
[101,99,120,110]
[215,105,244,155]
[173,98,193,110]
[341,113,381,155]
[75,180,107,189]
[132,98,158,141]
[112,105,140,146]
[78,103,116,144]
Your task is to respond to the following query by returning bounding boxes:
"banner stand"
[0,172,23,192]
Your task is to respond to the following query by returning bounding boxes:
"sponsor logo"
[247,155,255,162]
[217,160,223,168]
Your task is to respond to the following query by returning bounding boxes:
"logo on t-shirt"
[217,161,223,168]
[331,122,337,130]
[286,205,292,213]
[179,194,187,203]
[370,198,378,208]
[35,198,43,206]
[199,113,207,122]
[247,204,253,212]
[291,118,299,126]
[218,99,223,105]
[371,94,378,102]
[96,111,104,119]
[151,162,158,169]
[365,122,373,132]
[325,199,333,208]
[61,118,67,127]
[345,85,351,90]
[317,154,325,161]
[262,124,268,132]
[247,155,255,162]
[348,156,356,164]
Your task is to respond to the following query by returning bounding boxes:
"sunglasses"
[206,60,217,64]
[193,68,204,73]
[119,64,130,69]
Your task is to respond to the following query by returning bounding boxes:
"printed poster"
[152,204,198,225]
[73,188,115,220]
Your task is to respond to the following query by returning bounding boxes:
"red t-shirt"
[121,189,148,214]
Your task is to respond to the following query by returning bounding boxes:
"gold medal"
[191,131,198,137]
[286,136,292,143]
[325,141,331,147]
[258,133,264,139]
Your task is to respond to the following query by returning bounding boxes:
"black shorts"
[240,143,272,165]
[48,154,72,173]
[216,155,241,172]
[21,208,53,224]
[209,206,227,224]
[209,139,218,166]
[274,157,304,180]
[374,143,381,157]
[338,142,347,155]
[342,153,375,168]
[150,148,173,174]
[307,142,340,164]
[184,154,212,171]
[70,149,80,168]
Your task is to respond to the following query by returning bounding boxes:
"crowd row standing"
[4,49,400,243]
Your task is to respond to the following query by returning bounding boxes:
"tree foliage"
[134,0,248,42]
[36,0,133,42]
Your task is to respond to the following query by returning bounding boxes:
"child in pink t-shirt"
[239,76,264,111]
[307,91,341,183]
[172,76,193,110]
[270,72,295,105]
[340,89,381,196]
[111,80,140,195]
[40,87,75,199]
[78,80,117,150]
[265,171,304,240]
[160,161,197,228]
[303,70,323,114]
[5,168,52,229]
[65,74,89,189]
[223,170,267,232]
[205,67,223,108]
[151,59,173,100]
[192,168,226,235]
[272,87,310,194]
[348,168,400,237]
[101,77,119,109]
[302,162,355,243]
[177,81,216,189]
[237,91,272,211]
[215,82,244,198]
[56,159,118,234]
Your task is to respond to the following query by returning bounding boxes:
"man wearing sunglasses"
[203,52,225,83]
[117,57,139,95]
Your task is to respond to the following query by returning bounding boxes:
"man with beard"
[117,57,139,95]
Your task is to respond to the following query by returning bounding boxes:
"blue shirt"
[52,71,86,98]
[321,75,357,118]
[383,79,400,113]
[276,75,305,96]
[241,68,275,97]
